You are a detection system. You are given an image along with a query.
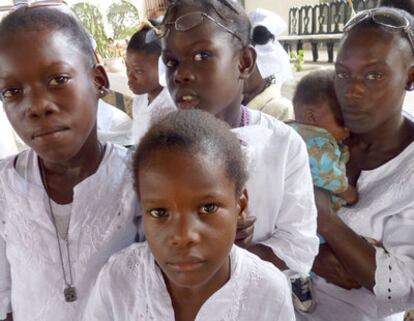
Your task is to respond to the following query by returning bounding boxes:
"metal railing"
[288,0,379,36]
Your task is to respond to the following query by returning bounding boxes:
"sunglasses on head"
[0,0,66,12]
[146,11,244,46]
[0,0,101,64]
[344,8,414,55]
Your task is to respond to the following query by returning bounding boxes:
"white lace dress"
[232,109,319,277]
[83,243,295,321]
[296,142,414,321]
[0,143,141,321]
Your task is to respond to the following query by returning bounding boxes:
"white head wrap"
[248,8,293,83]
[158,56,167,87]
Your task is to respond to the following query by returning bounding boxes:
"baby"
[292,69,358,211]
[289,69,358,313]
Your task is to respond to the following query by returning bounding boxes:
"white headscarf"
[158,56,167,87]
[248,8,293,83]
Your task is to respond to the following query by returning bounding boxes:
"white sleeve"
[82,265,113,321]
[0,236,11,320]
[260,130,319,276]
[374,206,414,317]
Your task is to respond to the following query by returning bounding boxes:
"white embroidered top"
[83,243,296,321]
[296,142,414,321]
[132,87,176,144]
[232,109,319,276]
[0,143,142,321]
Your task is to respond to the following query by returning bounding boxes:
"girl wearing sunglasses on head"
[296,7,414,321]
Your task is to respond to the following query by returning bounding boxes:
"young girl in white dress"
[125,20,175,143]
[84,109,295,321]
[0,5,141,321]
[158,0,318,282]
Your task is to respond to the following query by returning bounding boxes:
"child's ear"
[405,65,414,91]
[238,45,257,80]
[236,188,249,222]
[92,64,110,98]
[304,108,317,125]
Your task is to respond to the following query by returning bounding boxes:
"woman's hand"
[313,188,360,289]
[313,244,361,290]
[314,185,377,290]
[314,187,336,236]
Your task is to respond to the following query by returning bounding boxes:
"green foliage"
[71,2,109,58]
[290,49,305,72]
[107,1,140,40]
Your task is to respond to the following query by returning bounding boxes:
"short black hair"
[0,6,95,66]
[133,109,248,195]
[127,20,161,56]
[162,0,251,47]
[379,0,414,15]
[293,69,339,114]
[252,25,275,46]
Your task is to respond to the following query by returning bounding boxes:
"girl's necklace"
[39,158,77,302]
[240,105,250,127]
[38,142,104,303]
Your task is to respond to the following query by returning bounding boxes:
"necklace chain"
[240,106,250,127]
[38,142,104,302]
[39,158,76,300]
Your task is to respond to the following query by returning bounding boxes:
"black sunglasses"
[344,8,414,55]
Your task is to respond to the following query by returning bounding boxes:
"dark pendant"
[64,286,77,302]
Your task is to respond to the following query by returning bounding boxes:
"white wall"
[244,0,319,35]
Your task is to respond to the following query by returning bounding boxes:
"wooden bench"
[279,0,379,63]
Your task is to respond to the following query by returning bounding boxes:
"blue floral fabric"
[290,123,349,210]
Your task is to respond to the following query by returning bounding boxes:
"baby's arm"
[336,184,359,206]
